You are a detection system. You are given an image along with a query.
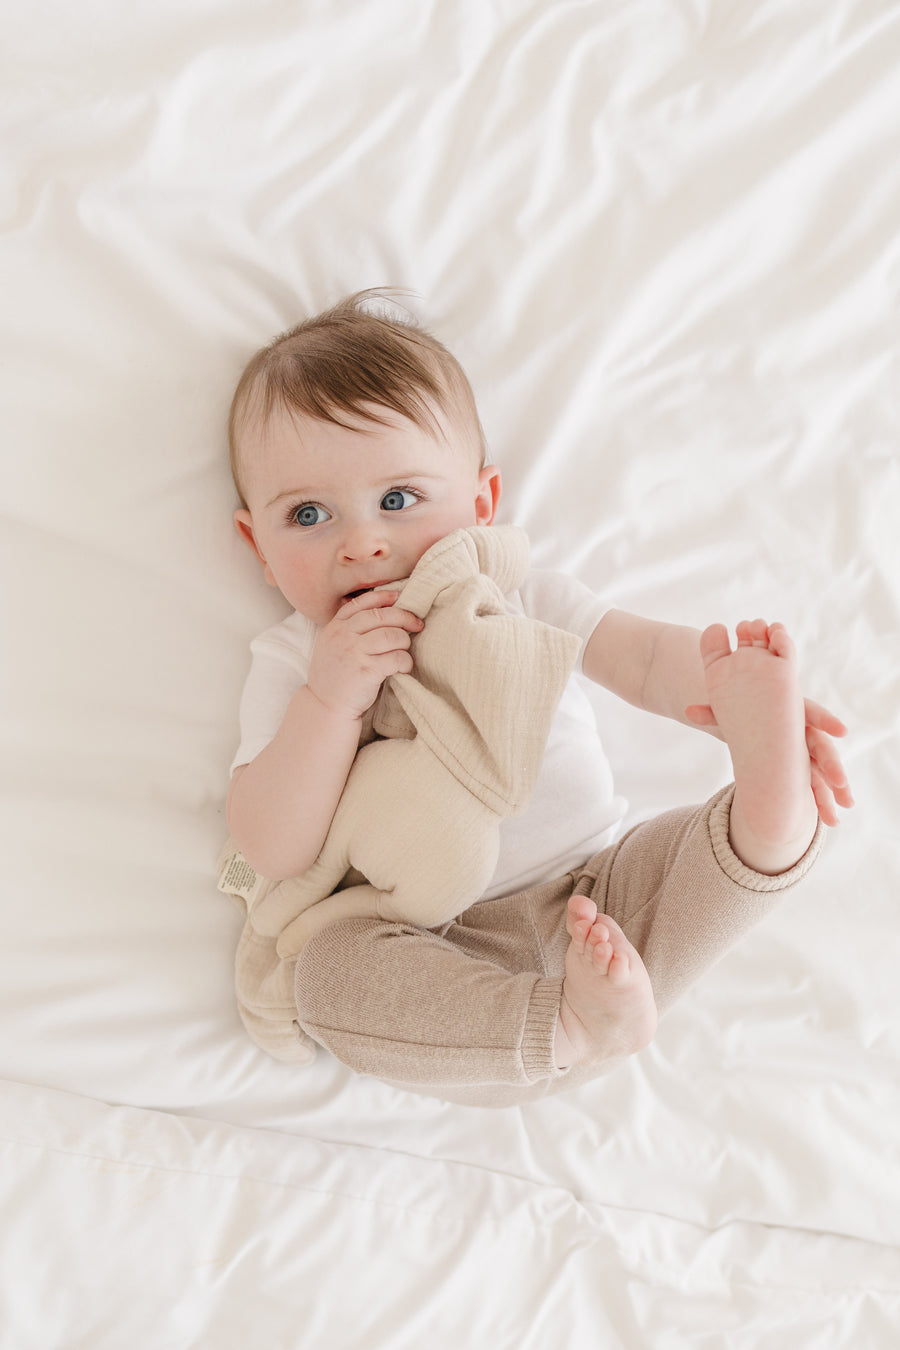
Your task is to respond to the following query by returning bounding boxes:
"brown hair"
[228,289,487,507]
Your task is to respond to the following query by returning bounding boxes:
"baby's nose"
[339,521,390,561]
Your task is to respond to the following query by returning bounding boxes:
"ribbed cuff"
[521,976,565,1082]
[708,784,826,892]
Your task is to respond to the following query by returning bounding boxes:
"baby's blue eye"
[293,503,330,527]
[381,489,417,512]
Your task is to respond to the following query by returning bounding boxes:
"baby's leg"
[294,884,575,1107]
[295,893,657,1098]
[293,783,822,1104]
[697,620,818,875]
[293,799,770,1096]
[577,784,823,1021]
[552,623,821,1070]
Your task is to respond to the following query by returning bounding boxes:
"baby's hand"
[306,590,424,720]
[686,690,854,828]
[801,699,855,827]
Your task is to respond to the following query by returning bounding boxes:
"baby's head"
[229,290,487,508]
[229,291,501,624]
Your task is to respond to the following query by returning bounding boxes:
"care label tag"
[217,849,267,906]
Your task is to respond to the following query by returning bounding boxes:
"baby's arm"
[226,688,360,882]
[583,611,709,729]
[226,591,423,880]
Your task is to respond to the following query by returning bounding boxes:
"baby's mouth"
[343,583,396,602]
[342,578,402,603]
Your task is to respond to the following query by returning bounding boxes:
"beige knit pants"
[294,785,824,1107]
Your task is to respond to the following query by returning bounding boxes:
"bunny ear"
[396,525,532,618]
[467,525,530,595]
[389,529,471,618]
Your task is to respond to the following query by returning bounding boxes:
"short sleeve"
[230,612,318,774]
[515,570,610,673]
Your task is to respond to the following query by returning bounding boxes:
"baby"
[225,290,852,1107]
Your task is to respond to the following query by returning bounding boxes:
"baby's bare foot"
[699,620,818,875]
[555,896,657,1069]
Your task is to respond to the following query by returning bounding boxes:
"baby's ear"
[234,509,265,563]
[475,465,502,524]
[233,510,278,588]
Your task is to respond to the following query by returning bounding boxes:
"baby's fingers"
[810,761,854,826]
[340,591,423,632]
[803,697,847,738]
[810,765,840,828]
[684,703,717,727]
[806,726,854,804]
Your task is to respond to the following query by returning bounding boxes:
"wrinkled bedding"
[2,1,899,1345]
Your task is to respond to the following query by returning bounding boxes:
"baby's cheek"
[278,550,329,623]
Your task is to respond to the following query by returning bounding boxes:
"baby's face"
[234,405,501,625]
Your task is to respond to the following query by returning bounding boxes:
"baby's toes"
[605,923,636,985]
[765,621,795,661]
[606,948,634,986]
[589,935,615,975]
[699,623,732,668]
[589,916,633,983]
[736,618,769,648]
[566,895,597,948]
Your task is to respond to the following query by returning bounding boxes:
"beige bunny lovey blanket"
[218,525,580,1063]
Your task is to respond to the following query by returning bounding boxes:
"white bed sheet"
[2,1,899,1345]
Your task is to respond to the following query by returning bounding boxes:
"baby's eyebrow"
[266,486,316,508]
